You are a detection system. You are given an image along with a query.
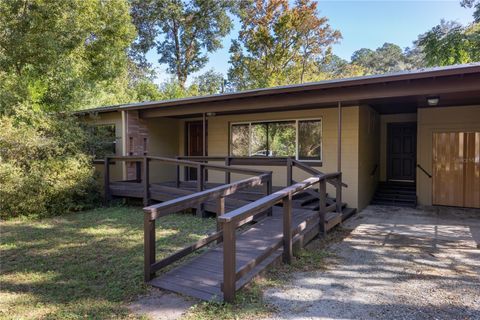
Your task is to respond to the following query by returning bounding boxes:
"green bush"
[0,105,101,219]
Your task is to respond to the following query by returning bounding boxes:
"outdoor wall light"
[206,112,216,117]
[426,96,440,106]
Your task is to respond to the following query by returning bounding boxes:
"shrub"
[0,105,101,219]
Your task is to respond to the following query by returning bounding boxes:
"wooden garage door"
[433,132,480,208]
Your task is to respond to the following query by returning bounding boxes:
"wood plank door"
[185,121,206,180]
[432,132,465,207]
[433,132,480,208]
[464,132,480,208]
[387,123,417,181]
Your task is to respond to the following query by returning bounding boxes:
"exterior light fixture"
[426,96,439,106]
[206,112,216,117]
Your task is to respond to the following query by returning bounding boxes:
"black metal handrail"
[416,164,432,178]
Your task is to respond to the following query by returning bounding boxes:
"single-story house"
[79,63,480,211]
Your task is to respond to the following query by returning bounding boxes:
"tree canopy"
[461,0,480,22]
[228,0,341,90]
[0,0,136,112]
[417,19,480,66]
[130,0,235,88]
[350,43,425,75]
[1,0,477,108]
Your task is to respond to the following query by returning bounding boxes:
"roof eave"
[75,63,480,115]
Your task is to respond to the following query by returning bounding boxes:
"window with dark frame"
[230,119,322,161]
[298,120,322,160]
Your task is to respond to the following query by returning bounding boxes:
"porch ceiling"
[367,89,480,114]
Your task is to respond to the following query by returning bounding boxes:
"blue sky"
[147,0,475,84]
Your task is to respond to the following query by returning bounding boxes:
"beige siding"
[178,107,360,208]
[146,117,180,183]
[417,105,480,206]
[379,113,417,181]
[357,105,380,210]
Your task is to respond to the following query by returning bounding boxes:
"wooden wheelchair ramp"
[104,156,356,302]
[150,207,320,301]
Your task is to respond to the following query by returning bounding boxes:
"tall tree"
[130,0,235,88]
[417,20,480,66]
[461,0,480,22]
[191,69,226,95]
[0,0,136,112]
[0,0,139,219]
[228,0,341,90]
[351,43,424,75]
[319,54,366,79]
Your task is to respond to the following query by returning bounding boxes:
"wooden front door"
[433,132,480,208]
[387,123,417,181]
[186,121,206,180]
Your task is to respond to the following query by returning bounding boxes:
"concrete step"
[373,193,417,201]
[371,199,416,207]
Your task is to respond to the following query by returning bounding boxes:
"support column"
[121,110,127,180]
[202,113,206,157]
[337,101,342,173]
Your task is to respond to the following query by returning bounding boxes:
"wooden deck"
[111,180,278,212]
[109,179,355,301]
[110,180,353,215]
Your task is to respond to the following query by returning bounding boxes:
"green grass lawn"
[0,206,215,319]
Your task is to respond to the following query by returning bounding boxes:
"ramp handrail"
[125,155,274,283]
[287,158,348,188]
[218,171,342,302]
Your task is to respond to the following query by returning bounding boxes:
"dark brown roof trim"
[76,63,480,115]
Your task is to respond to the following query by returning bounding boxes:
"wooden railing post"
[216,196,225,232]
[225,157,231,184]
[287,158,293,186]
[197,163,204,192]
[104,157,111,205]
[318,179,327,234]
[283,193,293,264]
[144,213,156,282]
[175,156,180,188]
[135,161,142,182]
[264,172,273,216]
[216,196,225,244]
[104,157,111,204]
[196,164,205,217]
[336,173,343,215]
[203,162,207,185]
[143,157,150,206]
[222,221,236,302]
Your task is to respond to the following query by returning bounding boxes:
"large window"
[230,119,322,161]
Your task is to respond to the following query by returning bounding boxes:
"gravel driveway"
[263,205,480,320]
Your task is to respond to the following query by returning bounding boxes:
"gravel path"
[263,205,480,320]
[128,289,195,320]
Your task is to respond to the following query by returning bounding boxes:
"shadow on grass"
[0,206,215,319]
